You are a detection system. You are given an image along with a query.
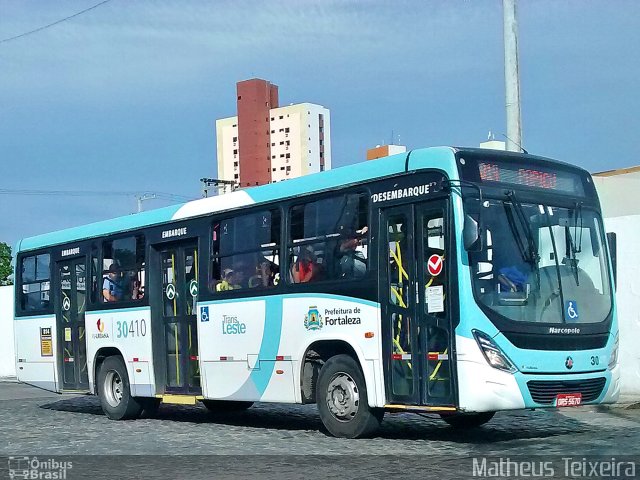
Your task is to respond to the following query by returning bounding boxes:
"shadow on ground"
[40,395,587,443]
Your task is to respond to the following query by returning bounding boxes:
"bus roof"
[17,146,457,253]
[17,146,580,253]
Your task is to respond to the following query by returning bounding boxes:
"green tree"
[0,242,13,286]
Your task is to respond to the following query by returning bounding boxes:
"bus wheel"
[97,356,143,420]
[316,354,383,438]
[201,400,253,412]
[440,411,495,428]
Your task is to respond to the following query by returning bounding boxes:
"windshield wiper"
[505,191,540,268]
[563,202,583,286]
[542,205,567,323]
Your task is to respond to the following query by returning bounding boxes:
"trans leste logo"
[97,318,105,333]
[304,306,323,331]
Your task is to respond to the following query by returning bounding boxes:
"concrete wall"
[594,173,640,397]
[0,285,16,378]
[602,215,640,396]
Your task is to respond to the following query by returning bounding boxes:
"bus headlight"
[608,334,619,370]
[472,330,518,373]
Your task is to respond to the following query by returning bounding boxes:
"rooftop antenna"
[501,133,528,154]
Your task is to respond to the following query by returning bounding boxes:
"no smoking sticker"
[427,254,443,276]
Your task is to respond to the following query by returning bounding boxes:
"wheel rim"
[104,370,124,408]
[326,372,360,422]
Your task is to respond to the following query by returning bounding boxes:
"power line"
[0,0,112,45]
[0,188,194,202]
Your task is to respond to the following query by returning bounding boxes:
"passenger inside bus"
[249,258,278,288]
[102,264,123,302]
[291,246,324,283]
[337,225,368,279]
[216,268,243,291]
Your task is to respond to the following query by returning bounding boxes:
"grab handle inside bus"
[606,231,617,289]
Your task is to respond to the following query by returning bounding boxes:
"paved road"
[1,381,640,478]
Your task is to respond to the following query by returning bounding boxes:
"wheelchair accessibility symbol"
[565,300,579,321]
[200,306,209,322]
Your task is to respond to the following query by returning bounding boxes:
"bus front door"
[381,202,455,407]
[156,241,201,395]
[56,256,89,391]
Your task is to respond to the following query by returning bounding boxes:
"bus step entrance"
[158,394,203,405]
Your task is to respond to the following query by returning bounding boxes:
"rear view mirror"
[464,214,483,252]
[606,231,617,289]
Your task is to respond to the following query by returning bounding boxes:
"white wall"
[603,215,640,396]
[0,285,16,378]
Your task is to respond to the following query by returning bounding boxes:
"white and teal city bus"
[13,147,619,438]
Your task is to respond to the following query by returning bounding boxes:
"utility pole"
[136,193,157,213]
[200,178,238,198]
[503,0,523,152]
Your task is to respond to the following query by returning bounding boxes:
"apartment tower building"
[216,79,331,189]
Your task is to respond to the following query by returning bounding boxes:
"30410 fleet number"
[116,319,147,339]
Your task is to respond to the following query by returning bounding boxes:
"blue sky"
[1,0,639,248]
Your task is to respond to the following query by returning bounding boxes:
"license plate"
[556,393,582,407]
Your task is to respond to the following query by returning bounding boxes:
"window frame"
[16,250,52,315]
[97,233,148,308]
[209,207,284,295]
[285,189,371,286]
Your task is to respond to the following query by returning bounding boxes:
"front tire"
[316,354,383,438]
[97,356,143,420]
[440,411,495,428]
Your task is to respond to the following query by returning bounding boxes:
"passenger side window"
[101,236,146,303]
[20,253,51,311]
[288,193,369,284]
[209,209,281,293]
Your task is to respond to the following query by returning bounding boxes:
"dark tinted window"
[289,193,369,283]
[20,253,51,311]
[101,235,145,303]
[210,210,281,292]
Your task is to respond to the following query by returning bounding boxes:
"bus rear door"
[380,201,456,407]
[56,256,90,391]
[152,240,202,395]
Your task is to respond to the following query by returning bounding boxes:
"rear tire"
[97,356,143,420]
[316,354,383,438]
[440,411,495,428]
[202,400,254,412]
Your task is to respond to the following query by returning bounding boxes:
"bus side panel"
[197,295,383,406]
[198,298,297,402]
[85,308,155,397]
[282,296,384,408]
[14,315,59,393]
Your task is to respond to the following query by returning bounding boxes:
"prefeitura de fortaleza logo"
[304,306,323,331]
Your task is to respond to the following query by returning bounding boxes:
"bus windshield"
[470,197,612,325]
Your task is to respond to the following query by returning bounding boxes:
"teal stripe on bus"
[198,293,380,309]
[249,296,283,396]
[19,203,185,253]
[14,314,55,321]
